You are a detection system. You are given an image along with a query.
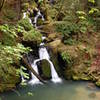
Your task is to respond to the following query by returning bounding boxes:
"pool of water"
[1,80,100,100]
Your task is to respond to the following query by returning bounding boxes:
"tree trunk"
[22,57,46,84]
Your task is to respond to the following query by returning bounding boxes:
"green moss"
[0,23,31,92]
[0,24,17,46]
[23,28,42,43]
[18,18,33,31]
[50,52,61,75]
[40,59,51,79]
[0,65,20,92]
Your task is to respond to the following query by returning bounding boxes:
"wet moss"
[39,59,51,79]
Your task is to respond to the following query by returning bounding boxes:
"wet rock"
[38,59,51,80]
[48,33,57,41]
[48,39,61,53]
[49,50,61,76]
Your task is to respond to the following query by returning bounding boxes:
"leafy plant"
[0,43,30,66]
[16,66,29,79]
[61,51,72,65]
[18,18,33,31]
[0,23,32,87]
[23,29,42,43]
[0,24,17,45]
[88,0,95,4]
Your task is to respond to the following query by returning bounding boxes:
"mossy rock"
[39,59,51,80]
[49,51,61,76]
[18,18,33,31]
[22,29,42,44]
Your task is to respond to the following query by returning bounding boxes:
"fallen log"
[22,57,46,84]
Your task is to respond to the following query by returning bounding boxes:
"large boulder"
[48,39,62,53]
[38,59,51,80]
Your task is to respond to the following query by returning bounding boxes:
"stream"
[1,81,100,100]
[1,7,100,100]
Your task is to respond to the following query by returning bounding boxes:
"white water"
[23,9,62,85]
[29,59,41,85]
[23,12,33,24]
[39,43,62,83]
[33,10,45,28]
[29,40,62,84]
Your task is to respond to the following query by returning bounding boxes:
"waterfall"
[29,39,62,84]
[23,12,33,25]
[23,12,27,19]
[33,10,45,28]
[22,8,62,85]
[39,43,62,83]
[29,59,42,85]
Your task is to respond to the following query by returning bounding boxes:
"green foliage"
[17,18,42,43]
[56,16,95,44]
[61,51,72,65]
[18,18,33,31]
[55,0,98,45]
[0,24,17,45]
[23,29,42,43]
[76,11,87,20]
[89,8,99,15]
[56,23,79,37]
[0,43,30,67]
[56,22,79,44]
[38,0,43,3]
[0,23,32,88]
[64,38,76,45]
[88,0,95,4]
[16,66,29,79]
[88,0,100,16]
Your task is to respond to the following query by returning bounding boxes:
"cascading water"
[23,9,62,84]
[23,12,33,25]
[29,59,42,85]
[33,10,45,28]
[39,42,62,83]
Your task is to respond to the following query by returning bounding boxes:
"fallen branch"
[22,57,46,84]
